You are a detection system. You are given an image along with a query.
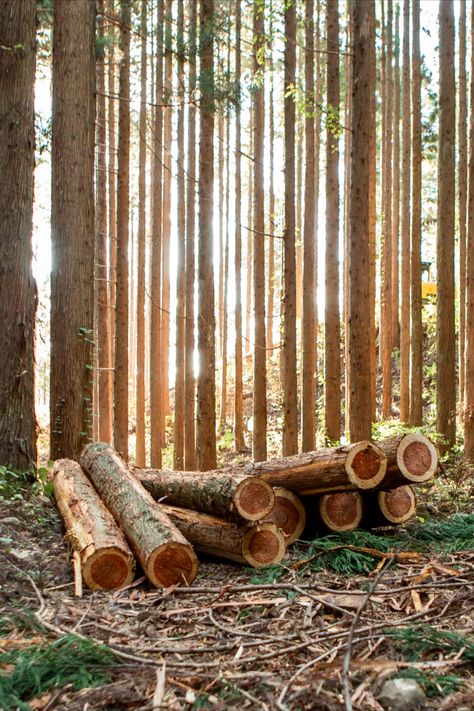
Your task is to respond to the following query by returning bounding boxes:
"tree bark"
[197,0,217,470]
[282,0,298,455]
[0,0,37,469]
[348,0,375,442]
[458,1,467,408]
[436,0,456,451]
[253,0,267,461]
[135,468,274,523]
[325,0,341,443]
[391,4,400,351]
[81,443,198,587]
[464,1,474,462]
[51,0,95,461]
[53,459,135,590]
[159,505,286,568]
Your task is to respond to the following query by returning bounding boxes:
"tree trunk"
[174,0,186,469]
[348,0,375,442]
[135,469,274,523]
[325,0,341,443]
[159,505,286,568]
[263,487,306,545]
[0,0,37,469]
[51,0,95,461]
[234,0,246,453]
[184,0,197,469]
[391,5,400,351]
[302,0,317,453]
[409,0,423,427]
[267,10,276,352]
[135,0,147,467]
[458,1,467,408]
[197,0,217,470]
[253,0,267,461]
[399,0,411,424]
[248,441,387,493]
[107,0,117,382]
[464,2,474,462]
[282,0,298,455]
[81,443,198,587]
[436,0,456,451]
[53,459,135,590]
[318,492,363,532]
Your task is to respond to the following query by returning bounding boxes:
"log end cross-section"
[377,485,416,524]
[241,522,286,567]
[263,487,306,544]
[319,491,363,532]
[233,477,274,521]
[396,434,438,482]
[345,441,387,489]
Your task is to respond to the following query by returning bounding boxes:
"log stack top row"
[52,433,438,592]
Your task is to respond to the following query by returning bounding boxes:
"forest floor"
[1,462,474,710]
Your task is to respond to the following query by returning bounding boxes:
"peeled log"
[135,469,274,522]
[244,441,387,493]
[263,487,306,544]
[80,443,198,587]
[318,492,363,532]
[53,459,135,590]
[159,504,286,568]
[378,433,438,485]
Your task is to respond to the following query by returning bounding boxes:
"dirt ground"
[1,481,473,711]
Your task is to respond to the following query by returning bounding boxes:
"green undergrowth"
[387,625,474,697]
[0,634,119,711]
[249,514,474,582]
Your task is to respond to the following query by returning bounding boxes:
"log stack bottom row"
[52,433,438,591]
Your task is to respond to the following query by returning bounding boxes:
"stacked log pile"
[52,432,438,591]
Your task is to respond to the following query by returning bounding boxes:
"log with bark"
[135,468,274,522]
[364,485,417,526]
[377,433,438,484]
[80,443,198,587]
[263,487,306,544]
[243,441,387,494]
[317,491,363,532]
[159,504,286,568]
[53,459,135,590]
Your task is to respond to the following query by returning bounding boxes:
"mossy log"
[80,443,198,587]
[241,441,387,494]
[53,459,135,590]
[135,469,274,522]
[262,487,306,544]
[159,504,286,568]
[378,433,438,485]
[317,491,363,532]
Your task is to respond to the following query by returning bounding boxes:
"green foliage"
[397,668,463,698]
[388,625,474,663]
[0,467,35,501]
[0,635,119,711]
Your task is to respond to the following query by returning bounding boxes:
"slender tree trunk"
[381,0,393,419]
[0,0,37,469]
[234,0,246,453]
[107,0,117,368]
[197,0,216,470]
[150,2,164,467]
[135,0,147,467]
[219,48,231,432]
[245,128,253,355]
[282,0,298,455]
[458,1,467,407]
[368,4,377,423]
[325,0,341,442]
[185,0,197,469]
[112,0,130,461]
[464,0,474,462]
[174,0,186,469]
[436,0,456,451]
[343,4,352,436]
[253,0,267,461]
[391,5,400,351]
[267,14,275,353]
[348,0,375,442]
[302,0,316,452]
[399,0,411,423]
[409,0,423,426]
[51,0,95,460]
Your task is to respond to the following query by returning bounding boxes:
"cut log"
[263,487,306,544]
[80,443,198,587]
[379,433,438,485]
[159,504,286,568]
[135,468,274,522]
[53,459,135,590]
[318,491,363,532]
[242,441,387,493]
[376,486,417,525]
